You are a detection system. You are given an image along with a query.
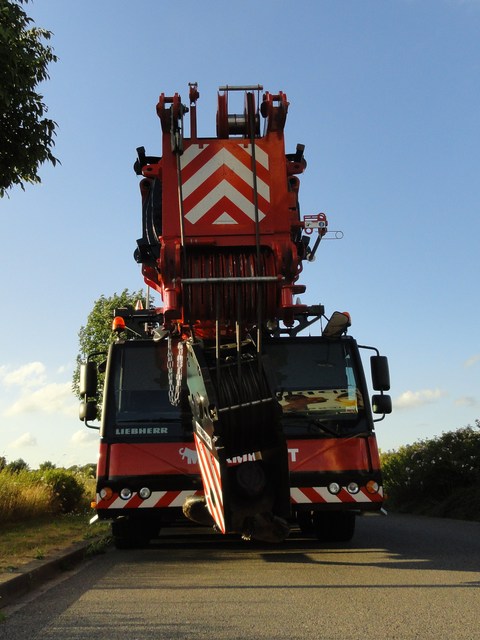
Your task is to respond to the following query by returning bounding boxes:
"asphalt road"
[1,513,480,640]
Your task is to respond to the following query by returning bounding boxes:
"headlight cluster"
[99,486,152,500]
[327,480,380,495]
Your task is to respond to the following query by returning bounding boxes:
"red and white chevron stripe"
[194,432,225,533]
[180,143,270,226]
[96,489,203,510]
[290,486,384,504]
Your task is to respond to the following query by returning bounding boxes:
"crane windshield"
[103,340,191,441]
[263,337,369,436]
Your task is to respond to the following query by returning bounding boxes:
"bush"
[40,468,85,514]
[0,464,94,523]
[381,421,480,519]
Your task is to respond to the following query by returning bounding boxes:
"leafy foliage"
[40,468,85,514]
[72,289,146,399]
[38,460,56,471]
[381,420,480,519]
[68,463,96,478]
[5,457,29,473]
[0,0,58,196]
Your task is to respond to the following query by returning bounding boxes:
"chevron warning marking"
[290,486,384,504]
[194,432,225,533]
[184,181,266,224]
[181,144,270,226]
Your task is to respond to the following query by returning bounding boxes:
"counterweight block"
[185,340,291,542]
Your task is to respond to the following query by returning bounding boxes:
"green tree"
[80,462,96,478]
[72,289,146,399]
[38,460,56,471]
[0,0,58,196]
[6,458,29,473]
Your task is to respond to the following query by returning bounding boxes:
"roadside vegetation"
[381,419,480,521]
[0,459,109,572]
[0,459,95,522]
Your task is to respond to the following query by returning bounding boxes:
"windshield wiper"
[307,418,340,436]
[309,418,370,438]
[280,413,338,436]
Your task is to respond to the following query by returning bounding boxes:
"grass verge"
[0,513,110,574]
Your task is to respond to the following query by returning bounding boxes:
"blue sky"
[1,0,479,468]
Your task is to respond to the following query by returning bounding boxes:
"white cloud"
[0,362,46,389]
[464,353,480,368]
[455,396,477,407]
[9,432,38,449]
[394,388,446,410]
[71,429,98,446]
[4,382,77,418]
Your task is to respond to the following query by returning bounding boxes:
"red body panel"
[97,441,199,477]
[287,436,380,473]
[97,435,380,480]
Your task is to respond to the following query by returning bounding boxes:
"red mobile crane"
[80,85,391,548]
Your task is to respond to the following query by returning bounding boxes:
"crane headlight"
[139,487,152,500]
[120,487,132,500]
[347,482,360,494]
[328,482,341,495]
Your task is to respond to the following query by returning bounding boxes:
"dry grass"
[0,470,55,522]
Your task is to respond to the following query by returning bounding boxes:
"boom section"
[133,85,329,541]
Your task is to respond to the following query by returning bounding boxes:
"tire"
[296,510,315,535]
[111,519,158,549]
[313,511,356,543]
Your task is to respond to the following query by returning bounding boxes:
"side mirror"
[79,400,97,422]
[372,394,392,415]
[79,400,100,430]
[79,361,98,398]
[370,355,390,391]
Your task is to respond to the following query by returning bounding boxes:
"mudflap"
[184,340,291,542]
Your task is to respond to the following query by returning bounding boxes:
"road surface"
[1,513,480,639]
